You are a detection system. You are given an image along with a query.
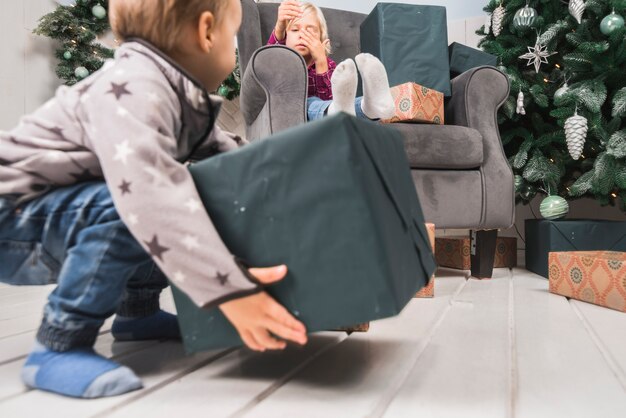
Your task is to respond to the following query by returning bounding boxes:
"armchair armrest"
[240,45,308,141]
[445,66,515,229]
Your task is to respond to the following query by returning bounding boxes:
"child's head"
[285,3,332,59]
[109,0,241,92]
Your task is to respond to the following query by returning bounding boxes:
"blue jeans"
[307,96,368,121]
[0,182,167,351]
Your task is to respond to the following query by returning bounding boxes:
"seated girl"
[267,1,395,121]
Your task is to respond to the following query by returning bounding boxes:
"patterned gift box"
[415,223,436,298]
[549,251,626,313]
[435,236,517,270]
[382,83,444,125]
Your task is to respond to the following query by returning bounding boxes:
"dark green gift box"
[448,42,497,78]
[360,3,451,96]
[172,114,436,353]
[525,219,626,278]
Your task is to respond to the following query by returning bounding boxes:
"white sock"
[355,53,395,120]
[328,59,358,117]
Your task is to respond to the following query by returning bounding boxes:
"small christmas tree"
[34,0,240,98]
[479,0,626,211]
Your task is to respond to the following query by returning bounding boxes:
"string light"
[611,193,618,198]
[555,64,561,69]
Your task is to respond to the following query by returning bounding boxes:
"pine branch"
[613,88,626,117]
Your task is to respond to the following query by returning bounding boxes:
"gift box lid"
[549,250,626,261]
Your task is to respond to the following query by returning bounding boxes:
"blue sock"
[112,310,180,341]
[21,342,142,398]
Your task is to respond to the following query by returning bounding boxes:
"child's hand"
[275,1,303,40]
[219,265,308,351]
[299,28,330,71]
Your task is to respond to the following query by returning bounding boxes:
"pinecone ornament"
[565,111,588,160]
[485,13,492,34]
[569,0,586,24]
[492,3,506,36]
[516,91,526,115]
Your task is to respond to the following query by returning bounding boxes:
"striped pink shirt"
[267,30,336,101]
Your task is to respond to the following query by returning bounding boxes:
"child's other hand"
[275,1,303,40]
[219,265,308,351]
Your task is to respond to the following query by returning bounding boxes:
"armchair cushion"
[392,124,484,169]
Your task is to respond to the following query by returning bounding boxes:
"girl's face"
[285,11,322,58]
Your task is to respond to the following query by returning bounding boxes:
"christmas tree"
[34,0,240,99]
[479,0,626,211]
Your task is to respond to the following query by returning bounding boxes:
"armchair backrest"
[238,0,367,76]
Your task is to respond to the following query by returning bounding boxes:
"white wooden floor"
[1,267,625,418]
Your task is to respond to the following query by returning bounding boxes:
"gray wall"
[0,0,59,131]
[292,0,487,20]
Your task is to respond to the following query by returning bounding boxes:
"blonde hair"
[109,0,229,53]
[288,2,332,55]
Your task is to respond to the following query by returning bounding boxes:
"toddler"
[0,0,306,399]
[268,1,396,121]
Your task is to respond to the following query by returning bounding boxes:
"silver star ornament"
[519,39,557,73]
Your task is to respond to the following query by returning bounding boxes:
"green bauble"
[217,85,230,97]
[514,175,524,192]
[600,11,625,35]
[520,184,537,201]
[92,4,107,19]
[540,195,569,220]
[513,5,538,30]
[63,51,72,60]
[74,66,89,79]
[554,82,569,101]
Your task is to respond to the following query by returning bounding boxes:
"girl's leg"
[307,97,332,121]
[327,59,358,116]
[354,97,369,120]
[355,53,395,120]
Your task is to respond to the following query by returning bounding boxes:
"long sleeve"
[267,29,287,46]
[309,58,336,101]
[78,73,262,309]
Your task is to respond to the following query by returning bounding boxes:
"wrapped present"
[360,3,451,96]
[435,236,517,270]
[549,251,626,312]
[172,113,436,352]
[382,83,444,125]
[448,42,498,78]
[415,223,436,298]
[526,219,626,278]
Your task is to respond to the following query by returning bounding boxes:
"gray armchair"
[237,0,515,278]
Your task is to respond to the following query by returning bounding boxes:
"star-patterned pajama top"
[0,39,263,309]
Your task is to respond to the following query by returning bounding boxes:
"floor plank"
[2,269,625,418]
[381,269,513,418]
[569,300,626,390]
[102,333,347,418]
[511,269,626,418]
[237,273,467,418]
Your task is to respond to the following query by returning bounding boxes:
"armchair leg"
[470,229,498,279]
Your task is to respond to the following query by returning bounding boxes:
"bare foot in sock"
[328,59,358,117]
[355,53,395,120]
